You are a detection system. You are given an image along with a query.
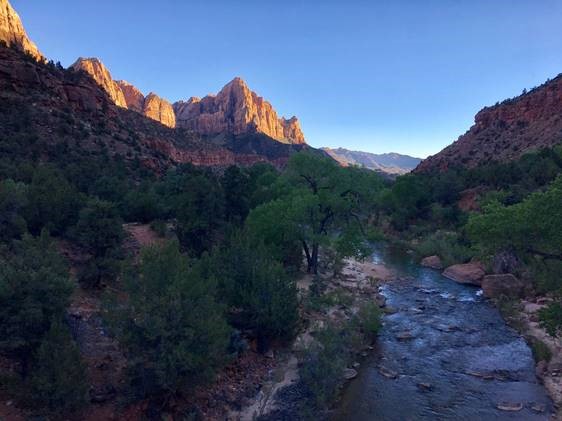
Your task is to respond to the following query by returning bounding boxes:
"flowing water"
[335,245,554,420]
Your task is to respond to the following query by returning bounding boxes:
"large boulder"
[443,262,485,286]
[421,255,443,270]
[481,274,525,299]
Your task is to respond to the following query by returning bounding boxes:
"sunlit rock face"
[0,0,44,61]
[174,77,306,144]
[72,58,128,108]
[72,60,176,128]
[117,80,145,112]
[142,92,176,128]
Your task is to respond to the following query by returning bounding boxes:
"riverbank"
[506,298,562,416]
[231,257,396,420]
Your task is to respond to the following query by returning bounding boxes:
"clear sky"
[12,0,562,158]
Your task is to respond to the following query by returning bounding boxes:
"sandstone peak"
[0,0,44,61]
[174,78,306,144]
[72,57,128,108]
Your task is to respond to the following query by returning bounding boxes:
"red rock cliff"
[416,75,562,172]
[0,0,44,61]
[174,77,306,144]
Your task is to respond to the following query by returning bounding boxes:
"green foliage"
[71,198,124,288]
[0,232,73,373]
[29,319,87,413]
[299,322,363,411]
[529,338,552,363]
[106,241,230,400]
[247,153,383,274]
[207,234,299,346]
[24,165,83,235]
[356,302,383,341]
[299,325,351,409]
[539,302,562,337]
[467,175,562,293]
[0,179,29,241]
[414,231,474,267]
[72,198,124,257]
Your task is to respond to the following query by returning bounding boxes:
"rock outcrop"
[421,255,443,270]
[174,77,306,144]
[416,74,562,172]
[443,262,486,286]
[72,58,127,108]
[142,92,176,128]
[481,274,525,299]
[116,80,144,112]
[0,0,44,61]
[71,60,176,128]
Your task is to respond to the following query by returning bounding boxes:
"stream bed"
[334,246,554,420]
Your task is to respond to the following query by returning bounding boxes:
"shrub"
[414,231,473,267]
[529,338,552,363]
[29,320,87,414]
[207,234,299,348]
[299,325,350,409]
[0,232,73,375]
[106,241,230,401]
[356,302,382,341]
[539,302,562,337]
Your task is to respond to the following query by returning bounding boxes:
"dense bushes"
[207,234,299,347]
[0,233,86,414]
[106,242,230,399]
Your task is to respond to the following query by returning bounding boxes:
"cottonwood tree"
[247,153,383,274]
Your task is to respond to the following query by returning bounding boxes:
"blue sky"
[13,0,562,158]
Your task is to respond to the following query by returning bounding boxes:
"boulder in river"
[378,366,398,379]
[443,262,485,286]
[421,255,443,270]
[496,402,523,411]
[481,274,525,299]
[343,368,358,380]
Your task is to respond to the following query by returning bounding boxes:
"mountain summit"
[0,0,43,61]
[71,58,305,144]
[174,77,306,144]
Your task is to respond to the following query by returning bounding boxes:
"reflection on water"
[334,245,554,420]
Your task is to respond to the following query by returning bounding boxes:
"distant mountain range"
[322,148,422,175]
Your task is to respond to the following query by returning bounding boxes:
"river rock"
[417,382,432,391]
[421,255,443,270]
[395,331,414,340]
[443,262,485,286]
[343,368,358,380]
[481,274,525,299]
[496,402,523,411]
[378,366,398,379]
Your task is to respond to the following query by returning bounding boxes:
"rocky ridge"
[416,75,562,172]
[322,147,421,174]
[0,0,43,61]
[173,77,306,144]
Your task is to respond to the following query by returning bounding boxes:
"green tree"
[247,153,382,274]
[0,179,29,241]
[0,232,73,376]
[221,165,251,225]
[30,319,88,413]
[106,242,229,400]
[208,234,299,348]
[25,165,82,235]
[71,199,124,288]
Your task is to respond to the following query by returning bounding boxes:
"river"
[334,245,554,420]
